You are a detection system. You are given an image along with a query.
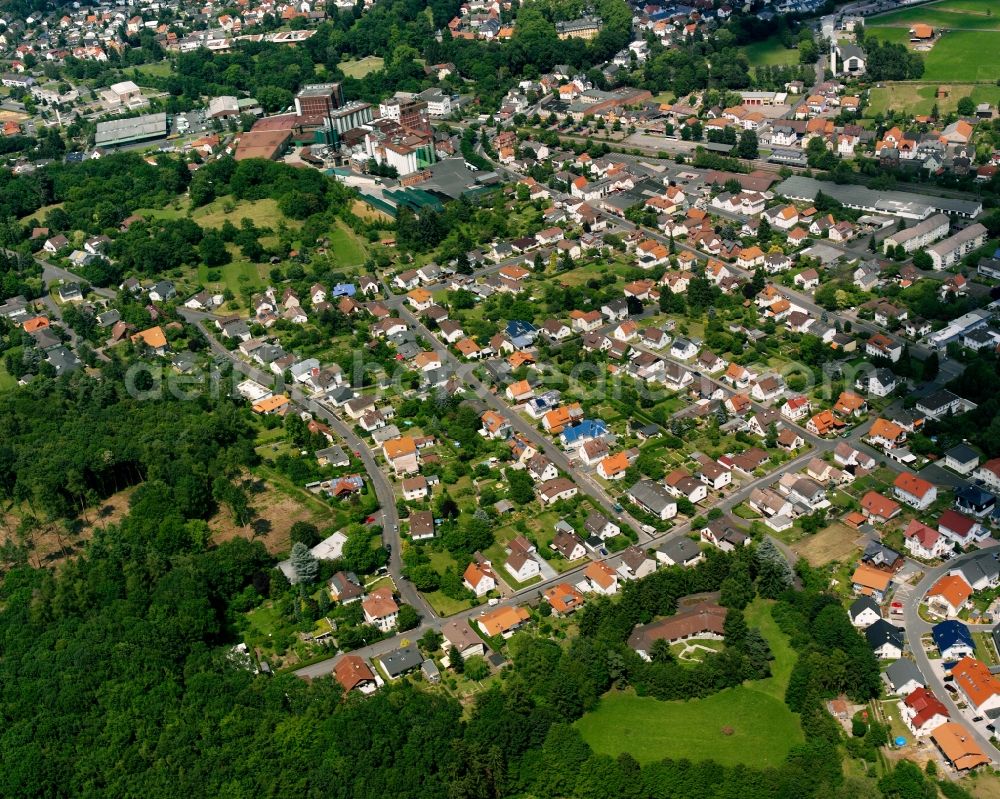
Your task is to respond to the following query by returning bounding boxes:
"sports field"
[575,600,802,767]
[867,0,1000,81]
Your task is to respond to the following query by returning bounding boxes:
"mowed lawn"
[867,0,1000,82]
[744,36,800,67]
[339,56,385,79]
[866,82,1000,116]
[576,599,802,767]
[197,260,266,294]
[575,688,802,767]
[867,0,1000,31]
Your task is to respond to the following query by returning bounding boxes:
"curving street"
[900,546,1000,764]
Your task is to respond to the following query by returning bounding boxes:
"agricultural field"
[575,600,802,767]
[744,36,801,67]
[339,56,385,79]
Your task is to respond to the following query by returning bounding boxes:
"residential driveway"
[536,552,559,582]
[918,463,968,490]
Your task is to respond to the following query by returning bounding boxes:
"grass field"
[0,362,17,392]
[867,0,1000,31]
[328,222,368,268]
[865,83,1000,117]
[576,599,801,767]
[340,56,385,79]
[575,687,802,767]
[19,202,64,224]
[922,31,1000,80]
[744,36,801,67]
[197,260,266,296]
[134,61,174,78]
[192,197,299,231]
[866,0,1000,81]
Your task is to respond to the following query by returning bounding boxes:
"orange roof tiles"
[893,471,935,500]
[931,722,989,770]
[544,583,586,614]
[599,452,630,477]
[478,605,530,636]
[929,574,973,610]
[131,325,167,349]
[383,436,417,459]
[952,657,1000,711]
[861,491,901,520]
[852,563,892,594]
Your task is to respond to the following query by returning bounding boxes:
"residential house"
[902,688,950,737]
[849,595,882,628]
[866,619,905,659]
[886,659,926,697]
[893,472,938,510]
[904,519,954,561]
[362,587,399,633]
[585,561,619,595]
[852,563,893,602]
[926,574,974,618]
[626,480,677,520]
[379,644,422,680]
[930,722,990,771]
[463,557,498,596]
[932,620,975,661]
[504,535,540,583]
[951,657,1000,716]
[656,537,705,568]
[939,509,987,546]
[537,477,578,505]
[583,511,620,541]
[617,545,657,581]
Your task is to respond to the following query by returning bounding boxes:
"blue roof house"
[932,620,975,661]
[561,419,608,449]
[506,320,538,349]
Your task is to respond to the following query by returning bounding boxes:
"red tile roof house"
[860,491,901,524]
[938,509,988,546]
[903,519,954,561]
[892,472,938,510]
[901,687,950,737]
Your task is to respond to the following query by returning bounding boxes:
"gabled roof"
[894,471,935,499]
[928,574,973,608]
[865,618,904,650]
[904,686,949,728]
[932,619,974,653]
[886,658,924,692]
[852,563,893,593]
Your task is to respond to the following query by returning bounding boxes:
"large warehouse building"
[94,112,169,148]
